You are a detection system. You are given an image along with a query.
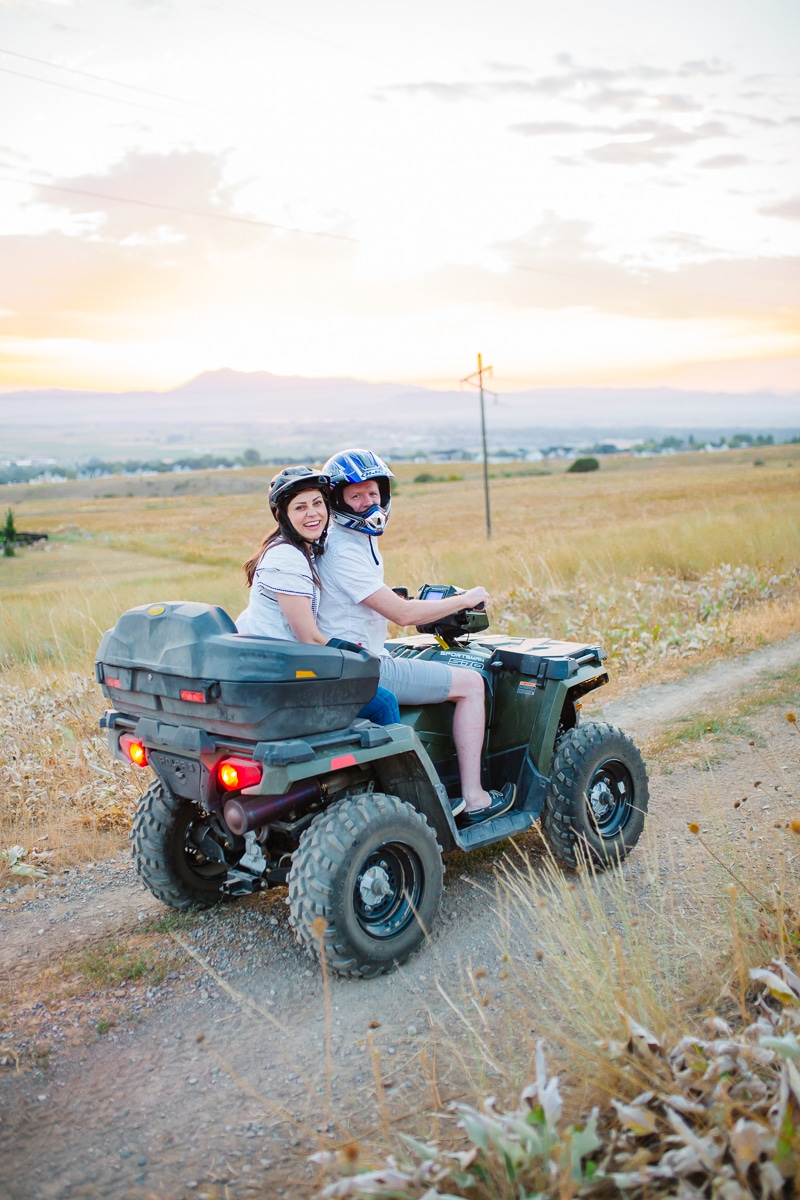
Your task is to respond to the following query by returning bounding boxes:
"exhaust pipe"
[224,780,322,836]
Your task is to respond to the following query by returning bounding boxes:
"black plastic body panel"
[95,601,379,740]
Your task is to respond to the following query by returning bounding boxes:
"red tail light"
[180,689,206,703]
[120,734,148,767]
[217,757,263,792]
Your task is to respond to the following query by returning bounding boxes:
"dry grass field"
[3,441,799,672]
[1,442,799,879]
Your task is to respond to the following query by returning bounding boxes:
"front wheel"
[541,722,648,870]
[288,793,443,979]
[131,780,238,909]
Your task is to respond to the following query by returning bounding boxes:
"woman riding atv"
[236,464,400,727]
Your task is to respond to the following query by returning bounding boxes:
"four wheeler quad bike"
[95,587,649,980]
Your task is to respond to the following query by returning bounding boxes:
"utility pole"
[460,353,493,539]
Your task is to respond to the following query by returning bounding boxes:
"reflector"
[330,754,357,770]
[180,689,206,703]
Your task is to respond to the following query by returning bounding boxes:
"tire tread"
[130,780,225,910]
[541,721,648,870]
[288,793,442,980]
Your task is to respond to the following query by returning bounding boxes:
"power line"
[0,46,216,112]
[0,174,357,243]
[0,64,188,118]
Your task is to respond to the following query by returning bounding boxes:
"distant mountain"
[1,369,797,462]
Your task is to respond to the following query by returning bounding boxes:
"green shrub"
[412,472,462,484]
[3,507,16,557]
[567,457,600,474]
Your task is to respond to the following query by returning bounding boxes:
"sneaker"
[449,796,466,817]
[459,783,516,825]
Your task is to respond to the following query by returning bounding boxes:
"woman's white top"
[235,541,318,641]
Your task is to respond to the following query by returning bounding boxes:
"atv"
[95,588,649,979]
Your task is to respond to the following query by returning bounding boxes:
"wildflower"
[790,822,800,835]
[688,823,700,834]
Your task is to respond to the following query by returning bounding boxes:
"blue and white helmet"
[323,448,394,536]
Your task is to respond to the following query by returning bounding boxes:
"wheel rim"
[182,815,230,882]
[353,842,424,940]
[586,758,635,838]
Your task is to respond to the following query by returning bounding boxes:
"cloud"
[513,115,734,147]
[484,214,800,325]
[580,119,729,165]
[0,149,354,349]
[485,61,530,74]
[654,231,716,252]
[557,53,730,80]
[381,81,483,103]
[33,149,246,243]
[761,195,800,221]
[677,59,730,77]
[509,119,597,136]
[698,153,750,169]
[380,54,734,114]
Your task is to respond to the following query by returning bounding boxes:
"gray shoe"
[459,783,516,825]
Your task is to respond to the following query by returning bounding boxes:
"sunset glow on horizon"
[0,0,798,396]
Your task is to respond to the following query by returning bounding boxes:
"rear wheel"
[541,722,648,869]
[131,780,238,909]
[288,792,443,979]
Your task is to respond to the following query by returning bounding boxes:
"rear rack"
[99,709,392,762]
[487,644,605,678]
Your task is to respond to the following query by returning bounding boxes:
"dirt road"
[1,637,799,1200]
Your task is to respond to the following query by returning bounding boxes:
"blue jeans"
[358,685,400,725]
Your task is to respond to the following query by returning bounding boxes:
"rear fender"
[374,749,458,853]
[250,724,458,850]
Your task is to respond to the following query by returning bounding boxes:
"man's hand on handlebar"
[461,586,489,611]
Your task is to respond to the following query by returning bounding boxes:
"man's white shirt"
[316,522,388,655]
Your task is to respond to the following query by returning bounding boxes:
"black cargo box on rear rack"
[95,601,379,741]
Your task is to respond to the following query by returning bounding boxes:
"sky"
[0,0,798,394]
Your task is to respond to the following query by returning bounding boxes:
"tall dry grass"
[317,726,800,1197]
[0,667,144,877]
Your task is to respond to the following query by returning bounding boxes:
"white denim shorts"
[379,655,453,706]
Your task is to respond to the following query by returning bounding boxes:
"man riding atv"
[317,448,514,825]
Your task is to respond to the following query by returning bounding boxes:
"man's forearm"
[365,587,477,627]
